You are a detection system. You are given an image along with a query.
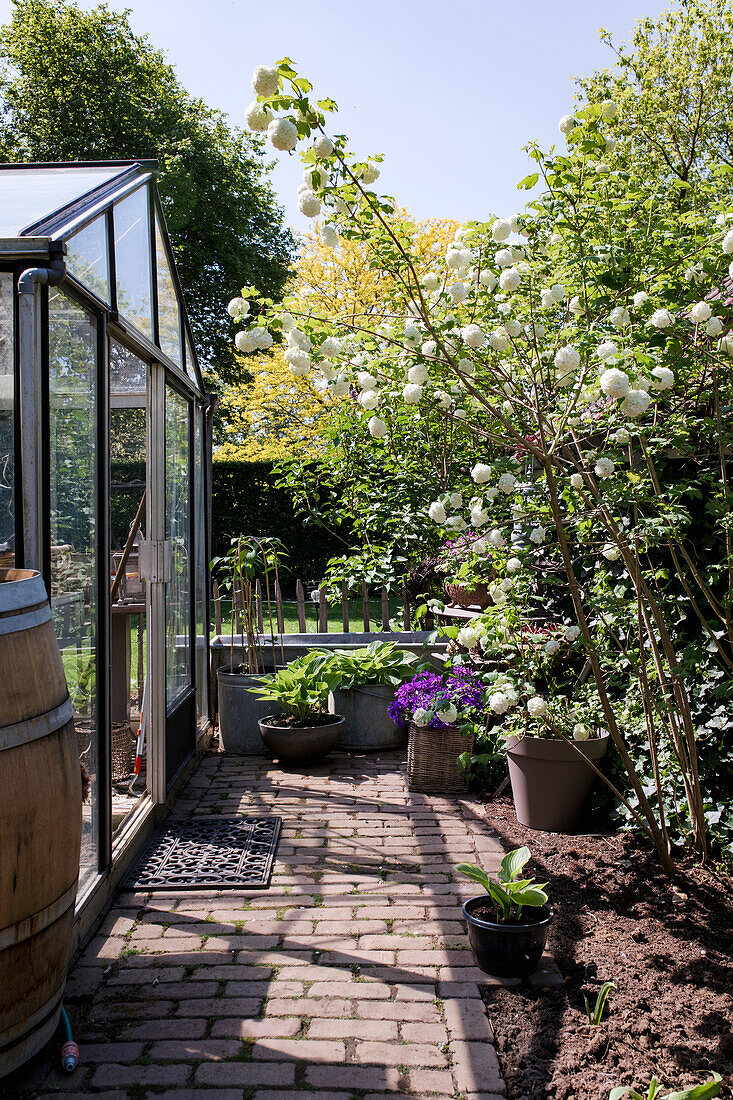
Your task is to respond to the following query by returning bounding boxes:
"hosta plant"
[609,1073,721,1100]
[457,846,548,923]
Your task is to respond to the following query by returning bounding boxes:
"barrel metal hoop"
[0,571,47,614]
[0,695,73,751]
[0,984,64,1053]
[0,880,78,951]
[0,603,52,635]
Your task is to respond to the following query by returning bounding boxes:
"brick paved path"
[13,748,558,1100]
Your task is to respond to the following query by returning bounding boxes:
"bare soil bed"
[481,797,733,1100]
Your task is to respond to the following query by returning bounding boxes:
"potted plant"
[457,846,552,978]
[249,649,346,761]
[328,641,421,750]
[389,667,487,792]
[212,535,286,754]
[437,532,495,608]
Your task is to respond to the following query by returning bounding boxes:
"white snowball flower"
[601,100,618,119]
[446,247,469,271]
[436,390,453,410]
[540,288,555,309]
[368,416,387,438]
[479,269,497,289]
[436,703,458,725]
[595,457,615,478]
[284,346,312,373]
[320,336,342,357]
[495,248,513,268]
[420,339,437,357]
[651,366,674,390]
[446,515,467,530]
[251,65,279,96]
[506,557,522,574]
[554,345,580,372]
[490,691,510,715]
[570,473,584,490]
[596,340,618,360]
[472,463,492,484]
[403,323,422,345]
[498,472,517,494]
[357,371,378,390]
[234,330,252,353]
[424,271,440,292]
[245,101,272,132]
[573,724,591,741]
[227,296,249,319]
[360,163,380,185]
[268,117,298,151]
[403,383,423,404]
[330,373,351,397]
[449,282,469,304]
[406,363,428,386]
[559,114,576,135]
[565,625,581,641]
[457,358,476,376]
[636,376,651,391]
[499,268,521,292]
[412,707,431,727]
[529,526,546,545]
[723,229,733,254]
[288,327,311,352]
[489,331,510,353]
[614,427,630,443]
[320,224,339,248]
[610,306,631,329]
[621,389,651,418]
[358,389,380,411]
[298,190,321,217]
[544,638,560,656]
[720,335,733,355]
[690,301,712,324]
[249,328,273,351]
[604,134,617,153]
[489,584,508,606]
[303,165,326,189]
[602,544,621,561]
[527,696,548,718]
[448,492,463,509]
[462,323,486,348]
[504,319,522,338]
[488,528,507,549]
[569,295,584,315]
[428,501,447,524]
[705,316,724,337]
[457,626,483,650]
[470,505,490,527]
[551,283,566,302]
[492,218,512,242]
[313,134,334,158]
[485,486,499,500]
[279,312,295,332]
[633,291,649,309]
[651,308,673,329]
[600,368,630,400]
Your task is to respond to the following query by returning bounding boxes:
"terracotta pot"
[258,714,345,761]
[506,734,610,833]
[463,898,553,978]
[444,582,491,609]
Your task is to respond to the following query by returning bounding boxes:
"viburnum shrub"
[228,57,733,869]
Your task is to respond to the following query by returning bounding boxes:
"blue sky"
[0,0,667,231]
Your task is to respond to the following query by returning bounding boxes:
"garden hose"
[59,1006,79,1073]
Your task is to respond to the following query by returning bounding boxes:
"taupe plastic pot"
[506,734,610,833]
[329,684,406,751]
[258,714,346,761]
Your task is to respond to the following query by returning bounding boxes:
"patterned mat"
[124,816,281,890]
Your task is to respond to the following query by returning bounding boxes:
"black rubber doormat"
[125,816,281,890]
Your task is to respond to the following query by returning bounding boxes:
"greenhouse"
[0,160,212,930]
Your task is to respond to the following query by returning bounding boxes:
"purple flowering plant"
[389,668,488,731]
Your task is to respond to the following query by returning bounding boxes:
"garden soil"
[481,797,733,1100]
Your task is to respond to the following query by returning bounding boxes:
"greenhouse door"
[146,367,196,798]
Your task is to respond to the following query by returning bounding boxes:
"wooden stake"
[296,579,307,632]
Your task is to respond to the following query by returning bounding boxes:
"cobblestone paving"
[15,749,559,1100]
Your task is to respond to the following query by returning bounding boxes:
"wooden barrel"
[0,569,82,1077]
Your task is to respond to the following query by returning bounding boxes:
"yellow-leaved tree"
[215,213,459,461]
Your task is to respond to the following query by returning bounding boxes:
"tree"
[0,0,295,385]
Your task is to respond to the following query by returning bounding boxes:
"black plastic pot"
[462,897,553,978]
[258,714,345,761]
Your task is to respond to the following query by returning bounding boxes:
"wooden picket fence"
[213,578,417,635]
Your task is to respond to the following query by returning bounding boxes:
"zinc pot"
[216,666,277,754]
[463,897,553,978]
[258,714,346,762]
[506,734,610,833]
[329,684,406,751]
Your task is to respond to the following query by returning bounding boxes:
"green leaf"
[456,864,491,892]
[518,172,539,190]
[499,846,531,882]
[663,1074,722,1100]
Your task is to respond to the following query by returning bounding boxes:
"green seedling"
[584,980,615,1025]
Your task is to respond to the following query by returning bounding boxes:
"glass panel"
[0,165,124,236]
[48,290,99,893]
[193,406,208,733]
[0,273,14,566]
[155,213,181,366]
[185,332,199,386]
[165,386,191,711]
[114,186,153,338]
[66,215,110,302]
[110,343,148,834]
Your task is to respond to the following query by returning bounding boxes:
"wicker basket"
[444,582,491,609]
[407,721,475,793]
[111,721,133,784]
